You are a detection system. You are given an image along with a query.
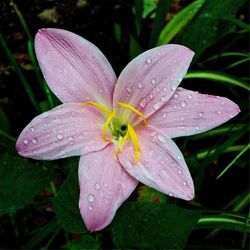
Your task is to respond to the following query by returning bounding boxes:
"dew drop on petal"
[228,114,234,118]
[160,96,168,102]
[198,112,204,118]
[178,169,183,175]
[23,139,29,145]
[171,85,177,91]
[32,138,37,144]
[88,205,93,210]
[174,93,179,99]
[158,134,166,143]
[137,82,143,89]
[188,94,192,99]
[146,57,152,64]
[183,180,187,186]
[153,103,161,110]
[180,101,187,108]
[94,183,101,190]
[126,86,132,93]
[57,133,64,140]
[87,194,95,203]
[162,112,167,118]
[217,110,222,114]
[30,127,35,132]
[151,79,156,84]
[150,94,154,99]
[103,182,108,188]
[139,99,146,108]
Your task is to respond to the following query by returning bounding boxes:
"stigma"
[82,101,147,162]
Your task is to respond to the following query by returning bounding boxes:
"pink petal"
[35,28,116,108]
[113,44,194,124]
[78,144,138,231]
[118,127,194,200]
[16,104,108,160]
[149,88,241,138]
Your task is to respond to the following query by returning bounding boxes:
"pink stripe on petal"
[16,104,108,160]
[113,44,194,124]
[35,28,116,108]
[118,127,194,200]
[149,88,241,138]
[78,144,138,231]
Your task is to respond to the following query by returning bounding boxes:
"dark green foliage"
[176,0,246,59]
[111,202,202,249]
[62,235,101,250]
[53,166,87,233]
[0,154,50,216]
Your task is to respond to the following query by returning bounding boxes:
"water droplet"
[188,94,192,99]
[183,180,187,186]
[162,112,167,118]
[87,194,95,203]
[88,205,93,210]
[126,86,132,93]
[69,136,74,141]
[151,79,156,84]
[94,183,101,190]
[139,99,146,108]
[178,169,183,175]
[180,101,187,108]
[177,155,181,160]
[168,192,174,197]
[57,133,64,140]
[217,110,221,114]
[196,126,200,131]
[149,94,154,99]
[158,134,166,143]
[174,93,179,99]
[171,85,177,91]
[30,127,35,132]
[220,101,225,105]
[23,139,29,144]
[160,96,167,102]
[153,103,161,110]
[103,182,108,188]
[138,82,143,88]
[198,112,204,118]
[163,88,167,92]
[228,114,234,118]
[146,57,152,64]
[71,111,75,117]
[32,138,37,144]
[195,102,198,106]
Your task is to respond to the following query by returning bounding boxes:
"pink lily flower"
[16,28,240,231]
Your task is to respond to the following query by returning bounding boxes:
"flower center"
[82,101,147,162]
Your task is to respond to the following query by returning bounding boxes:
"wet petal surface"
[78,144,138,231]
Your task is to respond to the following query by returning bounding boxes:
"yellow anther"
[127,124,140,163]
[82,101,111,116]
[114,130,129,157]
[103,111,115,142]
[117,102,147,126]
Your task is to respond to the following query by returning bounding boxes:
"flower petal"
[16,104,108,160]
[113,44,194,124]
[149,88,241,138]
[118,127,194,200]
[35,28,116,108]
[78,144,138,231]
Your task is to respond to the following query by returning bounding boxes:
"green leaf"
[0,105,11,133]
[142,0,157,18]
[62,235,101,250]
[175,0,247,59]
[53,166,86,233]
[185,71,250,91]
[0,154,50,216]
[158,0,205,45]
[129,35,144,60]
[111,202,201,249]
[134,0,143,36]
[148,0,171,48]
[197,213,250,233]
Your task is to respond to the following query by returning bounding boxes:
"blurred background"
[0,0,249,249]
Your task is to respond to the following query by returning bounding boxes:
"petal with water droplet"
[35,28,116,108]
[16,103,108,160]
[149,88,240,138]
[118,127,194,201]
[113,45,194,125]
[79,144,138,231]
